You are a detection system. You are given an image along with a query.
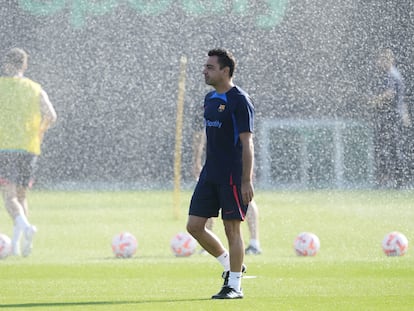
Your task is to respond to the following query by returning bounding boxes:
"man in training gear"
[187,48,255,299]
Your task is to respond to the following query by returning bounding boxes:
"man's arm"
[192,130,206,179]
[39,89,57,141]
[239,132,254,205]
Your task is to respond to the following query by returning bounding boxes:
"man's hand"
[241,180,254,205]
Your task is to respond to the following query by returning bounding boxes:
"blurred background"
[1,0,413,190]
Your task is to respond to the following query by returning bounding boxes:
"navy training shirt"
[199,86,254,185]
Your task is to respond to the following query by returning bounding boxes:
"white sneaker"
[22,225,37,257]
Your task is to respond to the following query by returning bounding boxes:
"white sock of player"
[15,214,31,231]
[11,225,22,255]
[228,272,242,291]
[11,214,30,255]
[250,239,261,249]
[216,251,230,271]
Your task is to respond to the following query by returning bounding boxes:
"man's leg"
[245,200,262,254]
[211,219,244,299]
[3,183,27,255]
[16,185,37,256]
[199,217,215,254]
[224,219,244,273]
[16,185,29,216]
[3,183,36,256]
[187,215,227,258]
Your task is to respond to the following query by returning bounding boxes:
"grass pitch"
[0,190,413,310]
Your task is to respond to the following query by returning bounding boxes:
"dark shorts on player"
[189,179,248,220]
[0,151,37,187]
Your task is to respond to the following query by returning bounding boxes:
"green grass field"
[0,190,413,311]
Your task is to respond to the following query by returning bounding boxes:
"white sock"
[228,272,242,291]
[11,225,22,253]
[15,214,30,230]
[216,251,230,271]
[250,239,260,249]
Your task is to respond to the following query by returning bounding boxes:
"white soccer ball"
[0,233,12,259]
[111,232,137,258]
[170,232,197,257]
[382,231,408,256]
[294,232,320,256]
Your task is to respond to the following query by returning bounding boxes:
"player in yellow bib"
[0,48,57,256]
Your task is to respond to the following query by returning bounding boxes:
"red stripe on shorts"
[230,175,246,220]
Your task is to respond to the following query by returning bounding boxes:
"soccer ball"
[111,232,137,258]
[294,232,320,256]
[170,232,197,257]
[0,233,12,259]
[382,231,408,256]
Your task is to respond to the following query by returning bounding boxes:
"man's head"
[208,49,236,78]
[203,49,236,88]
[2,48,28,76]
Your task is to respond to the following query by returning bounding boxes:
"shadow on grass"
[0,298,212,309]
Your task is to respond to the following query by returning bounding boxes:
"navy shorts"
[0,152,37,187]
[189,179,248,221]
